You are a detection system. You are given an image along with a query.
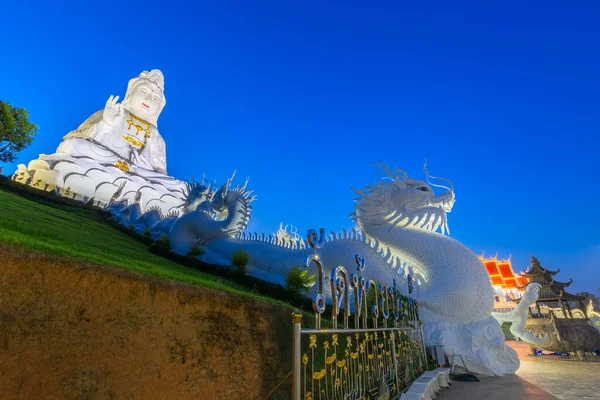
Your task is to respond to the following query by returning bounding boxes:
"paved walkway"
[436,341,600,400]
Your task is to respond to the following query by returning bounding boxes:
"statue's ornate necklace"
[126,113,151,138]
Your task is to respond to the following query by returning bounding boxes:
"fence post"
[390,329,401,392]
[419,321,427,372]
[291,310,302,400]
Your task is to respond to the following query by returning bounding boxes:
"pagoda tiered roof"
[479,256,528,289]
[520,255,585,303]
[523,255,560,276]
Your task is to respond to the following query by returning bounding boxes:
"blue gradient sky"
[1,1,598,293]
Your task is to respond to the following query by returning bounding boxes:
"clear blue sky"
[1,1,598,293]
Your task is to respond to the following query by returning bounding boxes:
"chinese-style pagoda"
[519,255,588,319]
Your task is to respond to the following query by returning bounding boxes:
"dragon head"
[196,171,255,222]
[181,174,215,214]
[352,161,455,235]
[209,171,238,220]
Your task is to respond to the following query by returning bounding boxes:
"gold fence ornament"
[326,353,336,365]
[292,309,303,324]
[313,369,327,380]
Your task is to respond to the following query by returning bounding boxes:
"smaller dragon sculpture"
[492,283,548,345]
[108,171,256,243]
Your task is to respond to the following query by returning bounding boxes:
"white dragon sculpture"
[109,161,521,376]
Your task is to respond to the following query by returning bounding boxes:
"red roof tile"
[479,256,529,289]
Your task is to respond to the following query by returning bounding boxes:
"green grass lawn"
[0,188,253,296]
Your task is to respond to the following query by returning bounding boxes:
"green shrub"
[149,234,171,253]
[285,266,316,293]
[187,244,205,259]
[231,249,249,276]
[142,228,152,241]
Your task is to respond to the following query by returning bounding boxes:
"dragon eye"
[417,187,429,192]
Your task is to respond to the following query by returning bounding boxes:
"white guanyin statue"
[58,69,168,175]
[15,70,189,215]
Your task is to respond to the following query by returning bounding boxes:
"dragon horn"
[423,158,454,192]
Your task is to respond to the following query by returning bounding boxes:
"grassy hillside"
[0,187,253,296]
[0,182,315,399]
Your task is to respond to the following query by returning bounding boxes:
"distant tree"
[285,266,316,293]
[0,101,38,163]
[231,249,249,276]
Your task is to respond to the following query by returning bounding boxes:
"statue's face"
[127,81,163,122]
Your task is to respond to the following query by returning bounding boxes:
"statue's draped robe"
[54,110,184,192]
[58,110,166,174]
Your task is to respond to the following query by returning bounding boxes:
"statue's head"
[352,161,456,235]
[122,69,166,127]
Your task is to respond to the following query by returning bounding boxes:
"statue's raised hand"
[103,95,123,126]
